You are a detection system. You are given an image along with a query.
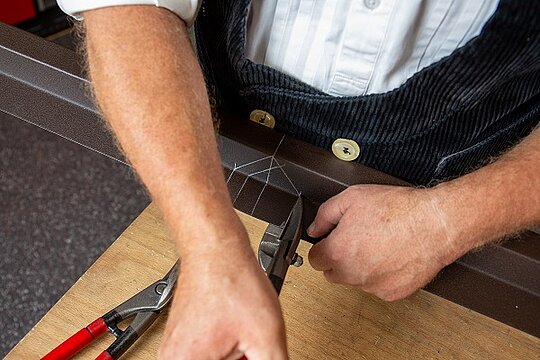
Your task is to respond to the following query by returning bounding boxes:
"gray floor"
[0,112,149,355]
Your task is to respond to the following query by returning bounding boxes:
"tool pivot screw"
[155,283,167,295]
[292,253,303,267]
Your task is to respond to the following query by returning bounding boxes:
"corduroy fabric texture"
[195,0,540,185]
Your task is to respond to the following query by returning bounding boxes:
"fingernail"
[307,223,315,236]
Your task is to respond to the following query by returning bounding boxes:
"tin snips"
[258,196,304,294]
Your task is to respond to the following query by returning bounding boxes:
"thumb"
[307,192,349,238]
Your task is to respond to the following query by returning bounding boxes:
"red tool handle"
[41,318,108,360]
[95,350,114,360]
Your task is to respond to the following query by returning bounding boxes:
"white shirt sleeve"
[57,0,201,25]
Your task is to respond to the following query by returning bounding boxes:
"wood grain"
[7,204,539,359]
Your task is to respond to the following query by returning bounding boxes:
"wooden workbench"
[7,204,539,359]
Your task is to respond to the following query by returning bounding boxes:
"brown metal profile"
[0,22,538,336]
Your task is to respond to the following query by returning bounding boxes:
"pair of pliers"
[258,196,304,294]
[41,262,179,360]
[42,196,304,360]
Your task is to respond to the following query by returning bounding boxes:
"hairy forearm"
[83,6,249,259]
[431,129,540,261]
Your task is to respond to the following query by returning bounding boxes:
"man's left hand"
[307,185,457,301]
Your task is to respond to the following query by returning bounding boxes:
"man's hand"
[160,241,287,360]
[308,127,540,301]
[307,185,453,301]
[82,6,288,358]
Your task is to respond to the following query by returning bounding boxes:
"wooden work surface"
[8,204,539,359]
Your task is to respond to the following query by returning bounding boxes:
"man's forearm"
[432,129,540,262]
[83,7,250,260]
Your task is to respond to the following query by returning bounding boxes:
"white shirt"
[58,0,499,97]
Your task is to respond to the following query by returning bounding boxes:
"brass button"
[250,109,276,129]
[332,138,360,161]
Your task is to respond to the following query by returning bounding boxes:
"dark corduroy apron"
[195,0,540,185]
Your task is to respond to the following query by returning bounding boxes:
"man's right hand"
[159,243,288,360]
